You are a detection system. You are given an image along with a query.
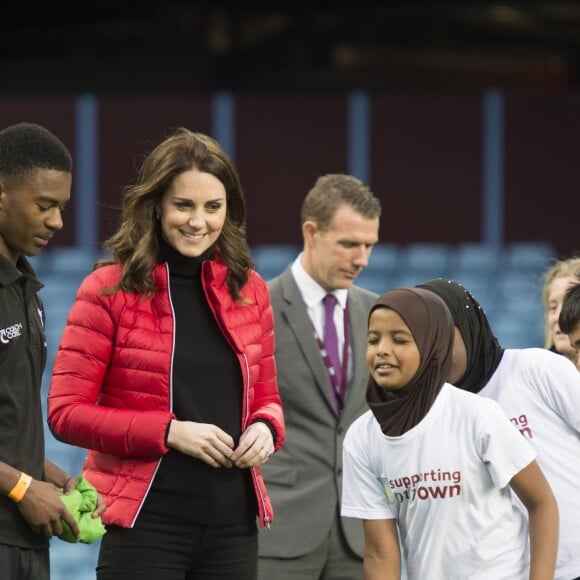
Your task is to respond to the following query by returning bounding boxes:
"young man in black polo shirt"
[0,122,104,579]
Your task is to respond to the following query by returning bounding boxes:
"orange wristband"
[8,472,32,503]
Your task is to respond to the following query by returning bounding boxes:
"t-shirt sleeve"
[341,417,397,521]
[534,351,580,434]
[479,399,537,489]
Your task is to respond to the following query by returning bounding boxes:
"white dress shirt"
[291,254,353,381]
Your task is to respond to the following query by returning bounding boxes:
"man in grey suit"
[258,174,382,579]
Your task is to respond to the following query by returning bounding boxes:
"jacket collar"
[155,257,245,354]
[201,257,228,287]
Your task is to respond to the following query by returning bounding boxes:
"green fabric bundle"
[58,476,106,544]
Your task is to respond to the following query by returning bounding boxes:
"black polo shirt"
[0,254,48,549]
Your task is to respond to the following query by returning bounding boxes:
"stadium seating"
[452,243,502,276]
[251,244,300,281]
[402,243,452,279]
[248,241,554,349]
[503,241,556,276]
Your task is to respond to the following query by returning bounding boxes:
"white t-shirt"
[479,348,580,580]
[342,383,536,580]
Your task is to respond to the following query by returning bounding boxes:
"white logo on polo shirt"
[0,322,23,344]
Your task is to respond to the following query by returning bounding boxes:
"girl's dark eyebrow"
[367,328,413,336]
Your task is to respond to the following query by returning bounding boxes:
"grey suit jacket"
[258,266,377,559]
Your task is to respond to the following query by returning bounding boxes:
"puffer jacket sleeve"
[48,267,175,459]
[245,273,285,451]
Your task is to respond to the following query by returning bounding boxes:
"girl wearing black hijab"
[418,278,580,580]
[341,287,557,580]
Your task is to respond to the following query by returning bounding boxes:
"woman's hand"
[231,422,274,469]
[61,474,106,518]
[166,420,235,468]
[92,491,107,518]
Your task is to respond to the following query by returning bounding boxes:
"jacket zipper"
[133,264,271,528]
[131,263,175,527]
[201,276,271,528]
[241,351,270,528]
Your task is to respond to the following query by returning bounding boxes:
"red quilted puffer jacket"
[48,259,285,528]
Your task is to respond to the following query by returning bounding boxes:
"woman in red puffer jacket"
[48,128,285,580]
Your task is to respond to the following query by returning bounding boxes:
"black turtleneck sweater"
[142,240,256,526]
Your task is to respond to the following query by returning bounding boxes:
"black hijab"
[416,278,504,393]
[366,288,454,437]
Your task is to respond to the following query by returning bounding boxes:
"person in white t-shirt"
[341,287,558,580]
[418,278,580,580]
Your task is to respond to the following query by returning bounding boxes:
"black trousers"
[0,544,49,580]
[97,511,258,580]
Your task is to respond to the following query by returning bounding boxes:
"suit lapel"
[279,269,338,414]
[342,291,372,417]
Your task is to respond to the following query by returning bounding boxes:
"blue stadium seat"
[391,271,434,290]
[402,243,451,279]
[366,243,401,273]
[496,270,540,304]
[27,254,49,277]
[489,314,543,349]
[491,268,544,347]
[42,247,98,278]
[355,270,390,294]
[40,278,79,304]
[452,243,501,275]
[40,287,76,348]
[503,241,555,275]
[251,244,299,280]
[50,539,100,580]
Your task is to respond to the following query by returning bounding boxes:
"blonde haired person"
[542,257,580,369]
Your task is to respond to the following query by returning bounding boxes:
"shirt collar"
[291,253,348,309]
[0,254,42,288]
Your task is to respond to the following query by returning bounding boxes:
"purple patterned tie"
[323,294,342,388]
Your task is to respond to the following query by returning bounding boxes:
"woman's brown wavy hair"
[98,128,252,299]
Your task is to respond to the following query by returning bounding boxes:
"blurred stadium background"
[5,2,580,577]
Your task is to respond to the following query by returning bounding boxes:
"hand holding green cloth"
[58,476,106,544]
